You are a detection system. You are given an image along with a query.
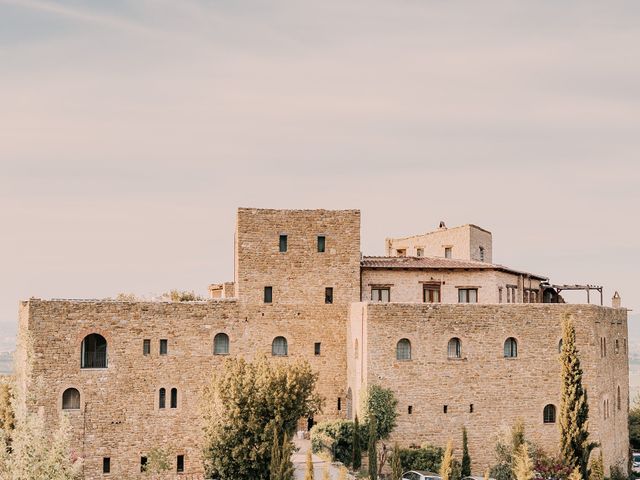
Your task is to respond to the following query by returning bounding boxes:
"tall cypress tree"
[461,427,471,477]
[352,415,362,470]
[368,415,377,480]
[559,315,598,480]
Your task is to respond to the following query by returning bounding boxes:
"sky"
[1,0,639,352]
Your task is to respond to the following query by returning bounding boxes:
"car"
[632,452,640,473]
[401,471,443,480]
[463,476,497,480]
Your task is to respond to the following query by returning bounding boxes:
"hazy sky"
[1,0,639,351]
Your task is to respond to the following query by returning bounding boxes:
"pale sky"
[1,1,639,351]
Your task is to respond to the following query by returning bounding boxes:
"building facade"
[15,208,629,479]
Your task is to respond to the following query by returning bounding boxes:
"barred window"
[272,336,288,356]
[81,333,107,368]
[543,404,556,423]
[214,333,229,355]
[448,338,462,358]
[504,337,518,358]
[159,388,166,409]
[396,338,411,360]
[62,388,80,410]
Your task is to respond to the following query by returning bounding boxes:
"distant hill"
[0,351,13,375]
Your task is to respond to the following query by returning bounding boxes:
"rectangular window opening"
[159,339,168,355]
[444,247,452,259]
[416,248,424,257]
[337,397,341,411]
[458,288,478,303]
[143,339,151,356]
[325,287,333,304]
[177,454,184,473]
[408,405,413,415]
[470,404,474,413]
[103,457,111,474]
[279,234,288,252]
[371,287,390,303]
[264,286,273,304]
[443,405,448,414]
[141,457,148,473]
[423,284,441,303]
[317,235,326,253]
[314,342,321,356]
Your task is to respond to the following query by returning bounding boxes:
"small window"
[159,388,166,409]
[143,339,151,356]
[214,333,229,355]
[103,457,111,474]
[543,404,556,424]
[479,246,485,262]
[396,338,411,360]
[171,388,177,408]
[458,288,478,303]
[62,388,80,410]
[498,287,503,303]
[396,249,406,257]
[314,342,321,356]
[371,287,390,302]
[618,386,621,410]
[504,337,518,358]
[337,397,341,411]
[264,286,273,304]
[141,457,148,473]
[177,454,184,473]
[81,333,108,368]
[325,287,333,304]
[317,236,326,253]
[469,404,474,413]
[615,339,619,354]
[416,248,424,257]
[443,405,448,414]
[448,338,461,358]
[423,284,441,303]
[279,234,288,252]
[272,336,288,356]
[558,339,563,354]
[444,247,452,259]
[408,405,413,414]
[160,339,168,355]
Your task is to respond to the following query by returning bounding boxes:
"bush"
[361,385,398,441]
[311,420,366,467]
[398,444,443,472]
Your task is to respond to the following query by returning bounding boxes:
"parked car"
[632,452,640,473]
[401,471,442,480]
[463,476,497,480]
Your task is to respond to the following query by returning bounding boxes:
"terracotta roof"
[361,256,547,280]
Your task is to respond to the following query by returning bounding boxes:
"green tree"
[391,442,403,480]
[362,385,398,441]
[559,315,598,480]
[352,415,362,470]
[304,449,314,480]
[461,427,471,477]
[588,451,603,480]
[490,419,526,480]
[164,289,204,301]
[512,444,534,480]
[202,356,322,480]
[145,447,171,474]
[368,415,378,480]
[629,394,640,449]
[568,467,582,480]
[0,383,15,434]
[440,440,454,480]
[270,431,294,480]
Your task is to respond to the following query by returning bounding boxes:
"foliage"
[588,451,603,480]
[391,443,403,480]
[608,465,625,480]
[163,289,204,302]
[568,467,582,480]
[532,449,572,480]
[512,444,534,480]
[145,447,171,474]
[305,449,314,480]
[361,385,398,441]
[353,415,362,470]
[0,383,15,433]
[559,315,598,480]
[461,427,471,478]
[398,444,443,472]
[338,466,348,480]
[629,394,640,450]
[451,458,462,480]
[440,440,454,480]
[270,430,294,480]
[368,415,377,480]
[202,356,322,479]
[311,419,364,466]
[114,292,139,301]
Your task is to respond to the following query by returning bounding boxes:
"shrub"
[311,419,365,466]
[398,444,443,472]
[361,385,398,441]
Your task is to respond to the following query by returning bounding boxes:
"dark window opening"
[445,247,452,259]
[171,388,178,408]
[469,404,474,413]
[159,339,168,355]
[279,235,288,252]
[325,287,333,304]
[62,388,80,410]
[314,342,321,356]
[177,454,184,473]
[543,404,556,424]
[143,339,151,356]
[272,336,288,356]
[408,405,413,415]
[264,286,273,304]
[423,284,441,303]
[103,457,111,474]
[479,246,485,262]
[448,338,462,358]
[317,236,326,253]
[504,337,518,358]
[443,405,448,414]
[337,397,341,411]
[141,457,148,472]
[396,339,411,360]
[81,333,107,368]
[159,388,166,409]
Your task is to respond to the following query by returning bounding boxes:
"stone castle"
[15,208,629,479]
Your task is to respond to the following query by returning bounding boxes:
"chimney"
[612,291,621,309]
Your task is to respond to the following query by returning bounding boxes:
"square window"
[314,342,321,356]
[279,235,288,252]
[177,454,184,473]
[264,286,273,304]
[416,248,424,257]
[325,287,333,304]
[103,457,111,474]
[141,456,148,473]
[396,249,406,257]
[159,339,168,355]
[143,339,151,356]
[317,236,326,253]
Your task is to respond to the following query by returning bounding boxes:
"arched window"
[272,336,288,356]
[558,339,563,354]
[448,338,462,358]
[504,337,518,358]
[543,404,556,424]
[171,388,178,408]
[214,333,229,355]
[159,388,166,409]
[62,388,80,410]
[618,386,621,411]
[396,339,411,360]
[81,333,108,368]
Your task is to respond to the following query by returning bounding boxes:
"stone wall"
[348,303,628,475]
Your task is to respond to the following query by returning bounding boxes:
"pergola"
[553,284,603,305]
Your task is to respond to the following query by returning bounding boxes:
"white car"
[632,452,640,473]
[401,471,442,480]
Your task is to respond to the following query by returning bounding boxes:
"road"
[292,437,353,480]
